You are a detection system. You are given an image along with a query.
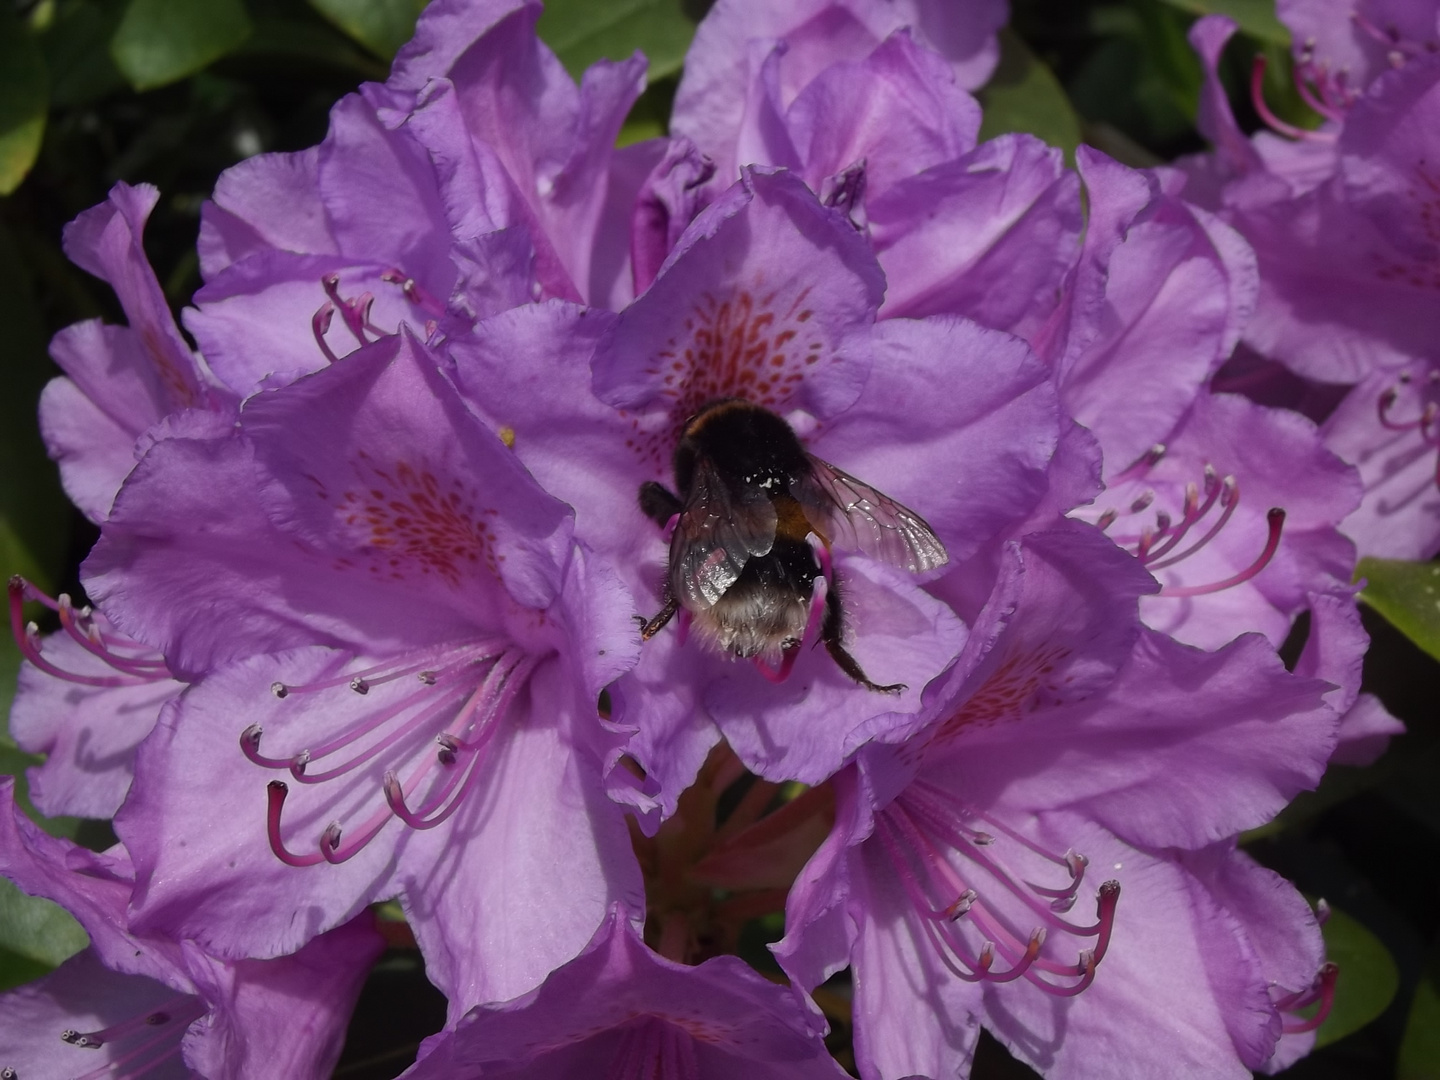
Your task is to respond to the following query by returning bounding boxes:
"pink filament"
[257,647,535,865]
[876,795,1120,995]
[65,996,204,1080]
[1160,508,1286,597]
[1279,962,1340,1034]
[1251,56,1338,142]
[8,577,168,688]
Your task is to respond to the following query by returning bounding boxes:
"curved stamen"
[312,301,341,364]
[1279,962,1339,1034]
[257,645,539,866]
[1146,474,1237,571]
[322,274,372,346]
[1293,70,1347,123]
[56,595,168,677]
[380,268,445,317]
[1112,444,1167,484]
[1160,507,1285,597]
[879,799,1118,992]
[9,577,170,687]
[61,995,196,1049]
[1251,56,1338,142]
[265,781,326,867]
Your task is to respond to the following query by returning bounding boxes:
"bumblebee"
[638,398,948,691]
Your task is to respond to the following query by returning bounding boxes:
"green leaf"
[1400,945,1440,1080]
[1356,557,1440,663]
[1313,905,1399,1048]
[307,0,426,61]
[110,0,253,91]
[37,0,127,108]
[1156,0,1291,46]
[0,9,49,195]
[1400,970,1440,1078]
[978,29,1083,157]
[0,220,70,596]
[537,0,698,82]
[0,944,57,994]
[0,875,87,969]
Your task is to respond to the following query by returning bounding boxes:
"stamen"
[60,996,191,1048]
[8,577,169,688]
[1278,962,1339,1034]
[1145,474,1236,570]
[1250,56,1338,142]
[1160,508,1285,597]
[1111,444,1167,484]
[265,781,326,867]
[876,792,1120,995]
[62,995,204,1080]
[254,645,537,865]
[322,274,372,346]
[312,301,341,364]
[380,268,445,317]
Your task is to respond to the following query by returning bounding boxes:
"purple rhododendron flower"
[405,904,848,1078]
[189,0,686,400]
[42,183,232,524]
[85,329,642,1017]
[671,2,1080,341]
[447,166,1061,813]
[1183,13,1440,558]
[672,0,1006,189]
[0,780,383,1079]
[776,525,1338,1079]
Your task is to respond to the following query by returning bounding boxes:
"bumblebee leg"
[822,578,905,694]
[640,596,680,640]
[638,482,683,528]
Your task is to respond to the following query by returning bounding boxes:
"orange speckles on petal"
[631,284,833,466]
[334,451,500,587]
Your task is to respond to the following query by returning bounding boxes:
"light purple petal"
[811,315,1059,564]
[197,147,337,278]
[673,0,1003,184]
[11,633,179,819]
[978,816,1256,1080]
[784,29,982,197]
[944,630,1335,850]
[183,915,384,1080]
[1060,149,1259,471]
[1324,369,1440,559]
[61,183,215,414]
[407,906,843,1078]
[314,91,456,301]
[870,134,1082,338]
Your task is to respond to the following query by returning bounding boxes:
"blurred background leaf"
[111,0,253,91]
[1399,944,1440,1079]
[308,0,427,60]
[1315,905,1401,1048]
[1157,0,1290,45]
[0,8,49,194]
[978,28,1083,155]
[1357,558,1440,663]
[0,875,87,992]
[537,0,702,82]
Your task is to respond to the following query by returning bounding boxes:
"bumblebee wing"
[672,458,779,608]
[798,456,948,573]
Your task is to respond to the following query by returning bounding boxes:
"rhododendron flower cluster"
[1,0,1401,1077]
